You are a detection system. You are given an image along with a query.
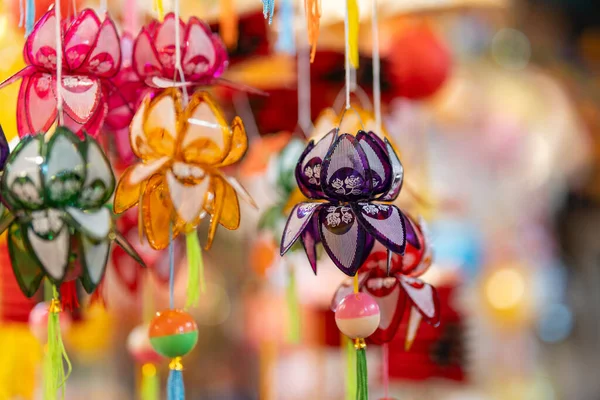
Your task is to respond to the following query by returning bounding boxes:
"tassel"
[285,265,301,344]
[24,0,35,36]
[44,293,72,400]
[275,0,296,55]
[343,335,356,400]
[262,0,275,24]
[355,339,368,400]
[305,0,321,62]
[347,0,359,68]
[59,281,79,312]
[167,358,185,400]
[185,231,205,309]
[140,363,160,400]
[220,0,238,49]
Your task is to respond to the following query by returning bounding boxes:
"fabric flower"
[0,9,121,137]
[280,129,405,276]
[133,13,228,88]
[331,215,439,345]
[0,127,143,297]
[113,88,253,250]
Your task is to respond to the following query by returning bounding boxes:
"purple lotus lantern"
[280,129,408,276]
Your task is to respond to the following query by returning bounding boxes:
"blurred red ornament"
[127,324,163,365]
[387,25,451,99]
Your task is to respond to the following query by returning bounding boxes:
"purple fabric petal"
[318,205,372,276]
[378,138,404,202]
[398,276,440,326]
[280,202,322,255]
[295,129,335,199]
[354,203,407,255]
[356,131,392,196]
[0,125,8,170]
[330,271,370,311]
[321,133,373,202]
[402,213,421,250]
[300,212,320,274]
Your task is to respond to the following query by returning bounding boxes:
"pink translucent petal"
[64,9,101,71]
[182,17,220,81]
[25,9,60,70]
[154,13,185,79]
[60,75,101,123]
[81,16,121,77]
[0,66,36,90]
[133,30,162,78]
[367,283,406,345]
[17,72,57,137]
[63,96,106,138]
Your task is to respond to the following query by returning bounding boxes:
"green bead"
[149,331,198,358]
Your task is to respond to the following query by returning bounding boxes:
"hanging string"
[275,0,295,56]
[168,223,175,309]
[154,0,164,21]
[55,0,63,125]
[25,0,35,36]
[124,0,138,34]
[19,0,24,27]
[343,0,351,110]
[173,0,188,105]
[382,342,389,399]
[100,0,107,13]
[305,0,321,62]
[371,0,381,133]
[347,0,359,69]
[297,26,312,135]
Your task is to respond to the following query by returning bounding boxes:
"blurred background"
[0,0,599,399]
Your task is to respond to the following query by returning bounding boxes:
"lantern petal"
[353,203,407,255]
[78,233,110,294]
[7,223,45,298]
[399,276,440,326]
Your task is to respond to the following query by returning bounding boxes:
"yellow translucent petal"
[178,92,232,166]
[141,174,184,250]
[217,116,248,167]
[205,176,225,250]
[218,178,240,230]
[142,89,181,158]
[114,165,142,214]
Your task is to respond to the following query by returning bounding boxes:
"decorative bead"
[127,324,163,365]
[335,293,380,339]
[148,309,198,358]
[28,301,72,343]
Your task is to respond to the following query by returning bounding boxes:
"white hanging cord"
[371,0,381,133]
[55,0,64,126]
[174,0,188,105]
[343,0,351,110]
[100,0,107,13]
[298,10,312,135]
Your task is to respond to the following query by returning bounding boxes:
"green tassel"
[344,336,356,400]
[185,231,205,308]
[285,266,301,344]
[44,287,72,400]
[356,347,368,400]
[140,363,160,400]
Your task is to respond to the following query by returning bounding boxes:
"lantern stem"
[141,363,160,400]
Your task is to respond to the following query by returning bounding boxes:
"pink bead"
[28,302,72,343]
[335,293,381,339]
[335,293,380,319]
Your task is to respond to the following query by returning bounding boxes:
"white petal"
[166,169,209,224]
[28,226,69,280]
[82,236,109,284]
[129,156,170,185]
[66,207,111,240]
